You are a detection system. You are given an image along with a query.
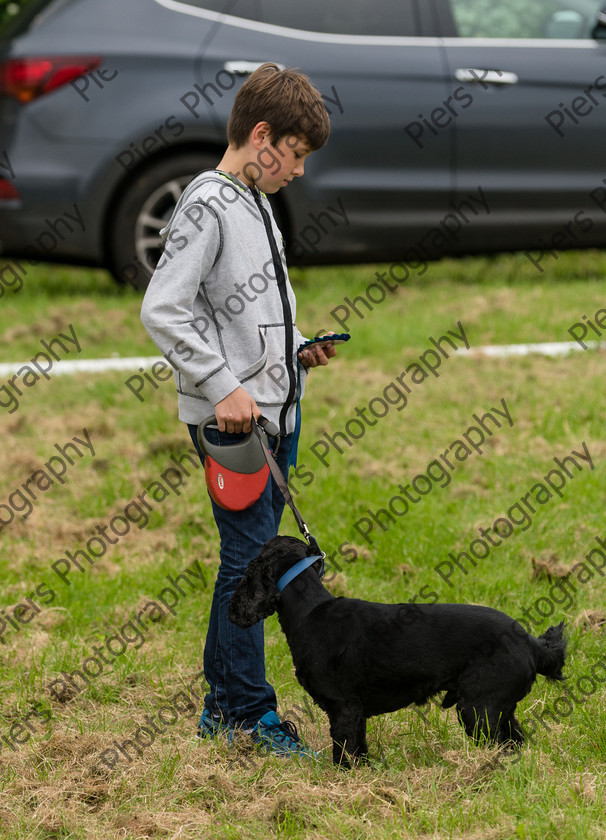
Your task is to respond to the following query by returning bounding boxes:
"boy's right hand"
[214,387,261,433]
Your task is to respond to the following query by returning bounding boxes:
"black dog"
[228,536,567,766]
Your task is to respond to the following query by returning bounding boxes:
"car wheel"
[107,153,215,289]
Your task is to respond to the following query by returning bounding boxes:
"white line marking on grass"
[458,341,604,358]
[0,356,164,377]
[0,341,602,378]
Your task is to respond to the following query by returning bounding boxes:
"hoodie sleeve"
[140,201,242,407]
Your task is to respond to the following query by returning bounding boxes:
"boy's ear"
[250,121,273,149]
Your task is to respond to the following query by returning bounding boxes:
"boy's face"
[256,134,313,193]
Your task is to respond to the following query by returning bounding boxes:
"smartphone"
[298,333,351,351]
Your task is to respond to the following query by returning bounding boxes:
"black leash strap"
[252,420,324,562]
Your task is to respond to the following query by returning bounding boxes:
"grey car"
[0,0,605,289]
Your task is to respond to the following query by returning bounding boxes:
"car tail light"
[0,179,20,200]
[0,56,102,103]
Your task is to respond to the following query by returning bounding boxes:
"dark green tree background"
[0,0,28,29]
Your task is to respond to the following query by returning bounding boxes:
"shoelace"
[265,719,301,746]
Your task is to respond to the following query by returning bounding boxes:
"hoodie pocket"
[235,323,292,406]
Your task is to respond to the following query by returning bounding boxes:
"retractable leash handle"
[197,415,278,511]
[256,415,280,454]
[251,419,326,576]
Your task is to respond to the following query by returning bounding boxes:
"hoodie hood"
[160,170,259,243]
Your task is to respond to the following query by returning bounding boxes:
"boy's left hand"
[298,333,338,368]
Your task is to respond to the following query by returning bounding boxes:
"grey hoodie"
[141,171,307,433]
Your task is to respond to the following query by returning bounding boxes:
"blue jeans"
[188,423,294,728]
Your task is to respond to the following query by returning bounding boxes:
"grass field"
[0,251,605,839]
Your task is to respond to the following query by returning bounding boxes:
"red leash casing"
[203,457,270,511]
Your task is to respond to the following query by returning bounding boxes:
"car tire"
[107,153,215,290]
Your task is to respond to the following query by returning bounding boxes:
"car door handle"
[455,68,519,85]
[224,60,286,75]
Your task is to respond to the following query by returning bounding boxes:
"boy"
[141,63,335,756]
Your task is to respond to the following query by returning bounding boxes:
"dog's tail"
[532,621,567,681]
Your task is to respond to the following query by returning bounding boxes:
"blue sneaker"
[196,708,232,739]
[250,711,316,758]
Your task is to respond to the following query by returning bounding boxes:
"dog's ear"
[228,557,281,628]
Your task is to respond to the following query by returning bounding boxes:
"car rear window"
[175,0,420,37]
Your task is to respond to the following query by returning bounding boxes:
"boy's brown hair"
[227,63,331,151]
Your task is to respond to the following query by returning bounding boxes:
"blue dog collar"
[276,554,324,592]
